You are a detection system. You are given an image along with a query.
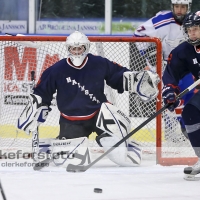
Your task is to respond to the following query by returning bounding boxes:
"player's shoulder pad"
[152,10,174,28]
[87,53,107,62]
[173,41,190,52]
[155,10,172,16]
[172,41,194,57]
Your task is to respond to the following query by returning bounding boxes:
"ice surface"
[0,158,200,200]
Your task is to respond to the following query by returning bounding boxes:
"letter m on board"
[4,47,37,81]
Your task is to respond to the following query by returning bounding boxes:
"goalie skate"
[183,158,200,181]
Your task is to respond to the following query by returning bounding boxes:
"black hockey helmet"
[183,11,200,46]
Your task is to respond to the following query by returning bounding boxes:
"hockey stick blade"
[33,151,74,171]
[33,151,69,170]
[66,79,200,172]
[33,158,52,171]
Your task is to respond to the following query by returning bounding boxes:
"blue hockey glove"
[162,84,180,112]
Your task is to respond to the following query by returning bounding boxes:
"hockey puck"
[94,188,102,193]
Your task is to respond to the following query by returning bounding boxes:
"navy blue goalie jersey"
[33,53,129,122]
[162,41,200,86]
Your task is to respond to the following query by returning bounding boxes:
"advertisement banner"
[0,20,27,34]
[36,21,103,34]
[36,20,144,35]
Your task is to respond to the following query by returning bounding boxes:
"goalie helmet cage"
[0,36,197,165]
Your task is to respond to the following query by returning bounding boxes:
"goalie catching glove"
[123,70,160,102]
[17,94,51,134]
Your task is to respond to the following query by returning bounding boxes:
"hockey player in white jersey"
[134,0,194,137]
[17,31,160,169]
[134,0,192,63]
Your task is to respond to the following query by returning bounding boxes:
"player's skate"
[184,158,200,181]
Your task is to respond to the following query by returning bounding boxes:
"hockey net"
[0,36,197,165]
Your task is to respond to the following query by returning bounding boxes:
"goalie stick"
[66,78,200,172]
[30,71,40,163]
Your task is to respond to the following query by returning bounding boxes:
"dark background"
[38,0,199,20]
[0,0,199,20]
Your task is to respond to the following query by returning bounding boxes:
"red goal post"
[0,35,197,165]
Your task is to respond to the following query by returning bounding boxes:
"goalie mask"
[171,0,192,24]
[66,31,90,66]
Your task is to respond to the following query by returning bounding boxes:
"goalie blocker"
[17,94,51,135]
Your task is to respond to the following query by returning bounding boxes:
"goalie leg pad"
[96,103,142,166]
[96,133,142,166]
[96,102,131,139]
[51,137,91,167]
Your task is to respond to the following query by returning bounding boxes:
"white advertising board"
[0,20,27,34]
[36,21,103,34]
[36,20,144,35]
